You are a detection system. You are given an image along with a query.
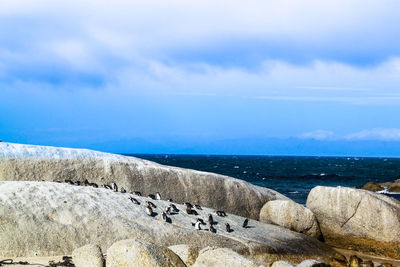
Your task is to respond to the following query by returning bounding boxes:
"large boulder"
[192,247,258,267]
[259,200,322,239]
[0,181,344,265]
[106,239,185,267]
[72,244,104,267]
[0,142,288,219]
[306,186,400,258]
[168,244,200,266]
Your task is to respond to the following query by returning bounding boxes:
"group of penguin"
[62,179,250,234]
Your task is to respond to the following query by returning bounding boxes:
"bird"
[195,204,202,210]
[184,202,193,209]
[225,223,231,232]
[197,218,206,225]
[208,214,214,225]
[129,196,140,205]
[146,201,156,208]
[111,182,118,192]
[209,225,217,233]
[165,206,172,215]
[169,204,179,212]
[120,187,127,193]
[155,192,161,200]
[145,205,153,216]
[65,179,74,185]
[168,198,173,202]
[134,191,142,196]
[148,194,156,200]
[103,184,112,190]
[242,218,249,228]
[74,181,81,186]
[194,221,201,230]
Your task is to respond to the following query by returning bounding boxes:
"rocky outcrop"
[106,239,186,267]
[0,181,343,265]
[192,247,258,267]
[0,142,288,219]
[72,244,104,267]
[259,200,322,240]
[361,179,400,194]
[168,244,200,266]
[296,259,330,267]
[306,186,400,258]
[360,182,383,192]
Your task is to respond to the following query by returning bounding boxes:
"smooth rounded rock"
[192,247,258,267]
[72,244,104,267]
[0,142,288,220]
[168,244,200,266]
[106,239,185,267]
[307,186,400,258]
[259,200,322,239]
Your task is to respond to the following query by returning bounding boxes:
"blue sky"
[1,0,400,156]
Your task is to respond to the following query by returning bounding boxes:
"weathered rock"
[296,259,330,267]
[388,185,400,193]
[259,200,322,239]
[72,244,104,267]
[168,244,200,266]
[0,142,288,219]
[271,260,295,267]
[106,239,185,267]
[0,181,343,265]
[360,260,373,267]
[192,247,257,267]
[360,182,383,192]
[306,186,400,258]
[348,255,362,267]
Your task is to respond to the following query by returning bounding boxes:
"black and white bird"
[148,194,156,200]
[103,184,112,190]
[134,191,142,196]
[242,218,249,228]
[155,192,161,200]
[145,205,153,216]
[194,221,201,230]
[208,214,214,225]
[120,187,127,193]
[146,201,157,208]
[195,204,202,210]
[65,179,74,185]
[129,196,140,205]
[225,223,231,233]
[209,225,217,233]
[111,182,118,192]
[184,202,193,209]
[169,204,179,212]
[168,198,173,202]
[196,218,206,225]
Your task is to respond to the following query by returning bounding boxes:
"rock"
[306,186,400,258]
[0,142,288,220]
[192,247,257,267]
[106,239,185,267]
[271,260,295,267]
[259,200,322,239]
[360,182,383,192]
[296,259,330,267]
[348,255,362,267]
[388,185,400,193]
[168,244,200,266]
[72,244,104,267]
[0,181,343,265]
[360,260,373,267]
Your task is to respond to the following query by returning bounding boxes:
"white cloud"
[299,130,335,140]
[345,128,400,141]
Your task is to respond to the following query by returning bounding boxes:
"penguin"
[165,206,172,215]
[90,182,98,188]
[195,204,202,210]
[186,207,198,215]
[148,194,156,199]
[134,191,142,196]
[145,205,153,216]
[111,182,118,192]
[216,211,223,217]
[242,218,249,228]
[162,211,167,221]
[155,192,161,200]
[146,201,157,208]
[209,225,217,233]
[129,196,140,205]
[103,184,112,190]
[208,214,214,225]
[184,202,193,209]
[221,211,227,216]
[225,223,231,233]
[169,204,179,212]
[120,187,127,193]
[84,179,89,186]
[168,198,173,202]
[74,181,81,186]
[197,218,206,225]
[65,179,74,185]
[194,221,201,230]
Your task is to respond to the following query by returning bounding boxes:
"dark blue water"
[126,154,400,204]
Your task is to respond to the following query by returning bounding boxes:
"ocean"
[127,154,400,204]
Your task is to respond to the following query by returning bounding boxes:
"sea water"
[127,154,400,204]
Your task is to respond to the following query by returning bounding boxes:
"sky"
[1,0,400,156]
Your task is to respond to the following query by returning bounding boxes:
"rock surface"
[168,244,200,266]
[72,244,104,267]
[306,186,400,258]
[106,239,185,267]
[192,247,258,267]
[271,260,296,267]
[259,200,322,239]
[0,142,288,219]
[296,259,330,267]
[0,181,343,265]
